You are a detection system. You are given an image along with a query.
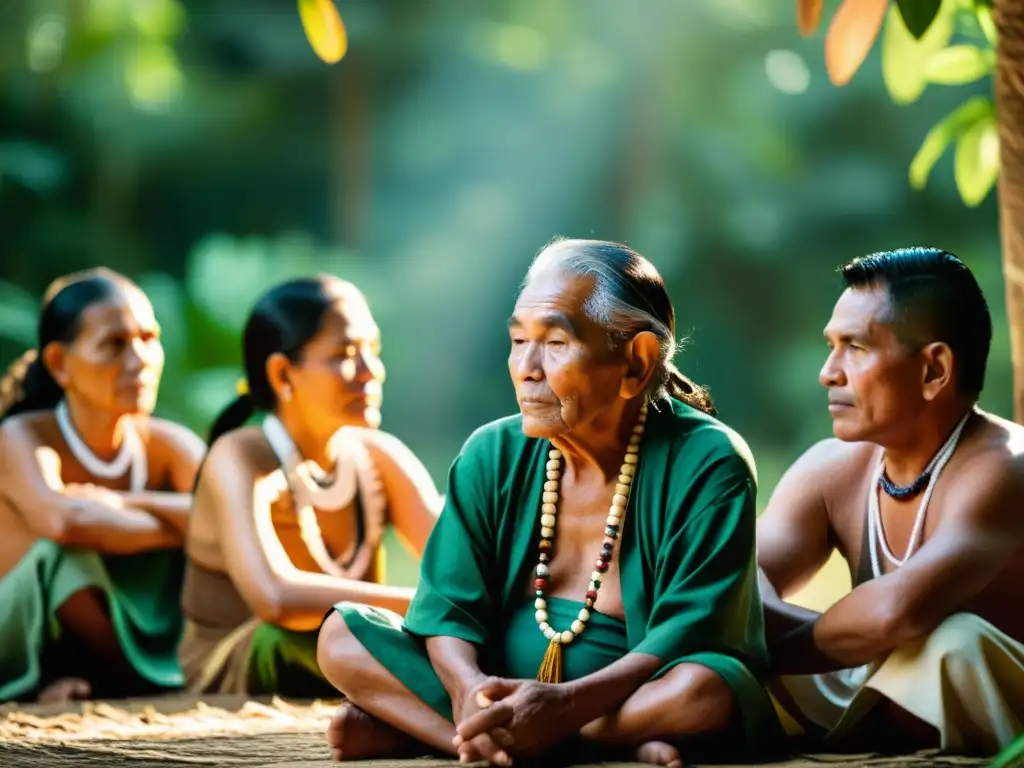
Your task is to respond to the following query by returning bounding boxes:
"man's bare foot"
[636,740,683,768]
[325,702,426,761]
[37,677,91,704]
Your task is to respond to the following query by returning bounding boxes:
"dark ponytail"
[0,350,65,422]
[0,268,130,424]
[204,275,353,444]
[665,363,716,417]
[207,393,256,445]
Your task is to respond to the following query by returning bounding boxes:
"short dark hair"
[839,247,992,396]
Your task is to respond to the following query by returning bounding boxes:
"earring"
[282,385,293,402]
[340,359,356,383]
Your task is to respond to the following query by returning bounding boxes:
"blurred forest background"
[0,0,1009,595]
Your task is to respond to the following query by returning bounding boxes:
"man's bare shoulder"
[950,409,1024,498]
[784,437,876,492]
[970,409,1024,459]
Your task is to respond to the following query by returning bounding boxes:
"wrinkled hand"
[454,678,575,764]
[452,676,489,728]
[453,677,514,766]
[63,483,125,508]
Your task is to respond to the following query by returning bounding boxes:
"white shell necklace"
[262,414,359,512]
[261,414,382,579]
[868,408,973,576]
[55,400,147,492]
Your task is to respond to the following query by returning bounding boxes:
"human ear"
[920,342,954,401]
[265,352,294,403]
[618,331,660,399]
[41,342,70,388]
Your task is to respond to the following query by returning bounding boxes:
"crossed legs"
[316,611,737,766]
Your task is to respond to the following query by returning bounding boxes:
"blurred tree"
[797,0,1024,425]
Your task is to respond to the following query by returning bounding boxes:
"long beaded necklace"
[55,400,148,492]
[868,407,973,576]
[533,401,647,684]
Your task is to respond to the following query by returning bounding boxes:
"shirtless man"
[757,247,1024,756]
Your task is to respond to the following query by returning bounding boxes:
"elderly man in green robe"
[315,238,781,766]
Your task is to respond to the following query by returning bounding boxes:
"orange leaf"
[797,0,824,37]
[298,0,348,64]
[824,0,888,86]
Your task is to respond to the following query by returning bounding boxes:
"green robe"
[0,540,184,701]
[336,398,781,745]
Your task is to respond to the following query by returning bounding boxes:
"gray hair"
[524,238,716,415]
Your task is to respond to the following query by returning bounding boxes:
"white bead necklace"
[55,400,147,492]
[261,414,384,580]
[868,408,973,576]
[533,400,647,683]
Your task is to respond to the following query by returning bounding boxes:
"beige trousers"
[772,613,1024,754]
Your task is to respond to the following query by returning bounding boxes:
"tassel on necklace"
[537,637,563,684]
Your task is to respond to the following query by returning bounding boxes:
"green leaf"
[298,0,348,64]
[909,95,993,189]
[954,110,999,206]
[881,0,956,105]
[989,730,1024,768]
[974,3,997,45]
[924,44,994,85]
[896,0,943,38]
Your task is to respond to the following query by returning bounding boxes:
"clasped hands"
[453,677,576,765]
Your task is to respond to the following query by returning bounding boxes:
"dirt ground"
[0,694,992,768]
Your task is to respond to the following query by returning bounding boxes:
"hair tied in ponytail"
[0,349,42,419]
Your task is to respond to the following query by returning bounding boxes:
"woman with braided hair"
[0,267,204,702]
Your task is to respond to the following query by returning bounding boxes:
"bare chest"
[829,468,1024,638]
[830,471,958,581]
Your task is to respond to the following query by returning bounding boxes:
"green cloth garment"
[340,596,630,721]
[0,539,185,701]
[337,398,782,745]
[247,623,335,697]
[501,596,629,681]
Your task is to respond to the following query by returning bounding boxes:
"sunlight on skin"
[790,550,852,612]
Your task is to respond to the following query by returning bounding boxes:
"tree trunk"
[995,0,1024,423]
